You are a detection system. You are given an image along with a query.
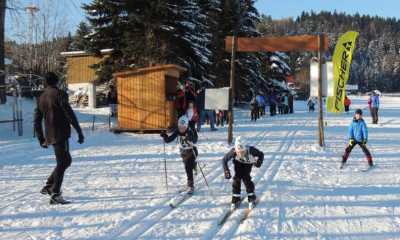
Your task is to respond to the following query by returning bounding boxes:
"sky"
[6,0,400,41]
[255,0,400,20]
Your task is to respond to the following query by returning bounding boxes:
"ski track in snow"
[1,96,400,239]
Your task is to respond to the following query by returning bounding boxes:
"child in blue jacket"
[340,109,374,169]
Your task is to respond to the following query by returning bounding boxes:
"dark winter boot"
[50,193,70,205]
[40,186,52,196]
[231,193,241,210]
[248,193,256,207]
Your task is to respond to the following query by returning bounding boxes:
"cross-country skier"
[161,115,198,194]
[340,109,374,170]
[222,136,264,210]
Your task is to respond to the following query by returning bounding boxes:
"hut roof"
[113,65,187,78]
[60,49,113,57]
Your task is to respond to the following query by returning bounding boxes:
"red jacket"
[344,98,352,107]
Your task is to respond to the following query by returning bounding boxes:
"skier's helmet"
[178,115,189,132]
[235,136,247,158]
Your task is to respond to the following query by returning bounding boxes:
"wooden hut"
[60,49,112,108]
[113,64,186,133]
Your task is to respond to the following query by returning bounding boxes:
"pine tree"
[70,22,91,51]
[82,0,129,82]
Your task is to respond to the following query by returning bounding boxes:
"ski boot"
[50,193,71,205]
[40,186,52,196]
[231,202,240,211]
[249,199,256,209]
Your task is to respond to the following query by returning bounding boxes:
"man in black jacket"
[34,72,84,204]
[222,136,264,210]
[161,115,198,193]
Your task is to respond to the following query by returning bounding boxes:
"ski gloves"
[38,137,48,149]
[224,169,231,179]
[349,138,367,146]
[160,133,168,141]
[254,158,262,168]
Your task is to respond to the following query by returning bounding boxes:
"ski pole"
[163,140,169,191]
[197,163,209,188]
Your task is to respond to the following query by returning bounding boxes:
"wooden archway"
[225,34,329,147]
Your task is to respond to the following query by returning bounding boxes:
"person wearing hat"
[340,109,374,170]
[222,136,264,210]
[161,115,198,193]
[34,72,84,204]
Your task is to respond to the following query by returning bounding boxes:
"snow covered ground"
[1,95,400,240]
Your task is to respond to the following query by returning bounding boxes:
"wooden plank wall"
[66,56,102,84]
[118,70,176,130]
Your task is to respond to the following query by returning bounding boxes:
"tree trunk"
[0,0,5,104]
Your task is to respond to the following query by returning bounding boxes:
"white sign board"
[347,84,358,91]
[322,62,334,97]
[310,62,319,97]
[205,87,229,110]
[310,61,333,97]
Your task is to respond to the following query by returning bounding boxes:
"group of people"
[34,72,264,209]
[175,81,220,132]
[33,72,378,209]
[160,114,264,209]
[250,90,294,121]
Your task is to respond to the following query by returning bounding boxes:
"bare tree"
[7,0,74,78]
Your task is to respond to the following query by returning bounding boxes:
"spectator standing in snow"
[222,136,264,210]
[344,95,351,113]
[215,109,225,127]
[107,85,118,117]
[288,93,294,114]
[277,95,284,115]
[370,91,380,124]
[307,97,316,112]
[185,101,199,138]
[256,93,266,117]
[368,95,372,113]
[340,109,374,170]
[250,96,258,121]
[175,84,186,117]
[196,84,217,132]
[34,72,84,205]
[161,116,198,193]
[268,90,277,116]
[282,93,289,114]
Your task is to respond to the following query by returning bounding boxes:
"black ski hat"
[355,109,363,115]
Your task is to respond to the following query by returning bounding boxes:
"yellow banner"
[327,31,359,113]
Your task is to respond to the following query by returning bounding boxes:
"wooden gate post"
[228,35,238,145]
[318,34,325,147]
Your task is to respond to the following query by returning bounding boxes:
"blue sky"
[255,0,400,19]
[6,0,400,41]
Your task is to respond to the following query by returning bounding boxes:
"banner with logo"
[327,31,359,113]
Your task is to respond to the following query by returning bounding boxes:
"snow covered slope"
[1,95,400,239]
